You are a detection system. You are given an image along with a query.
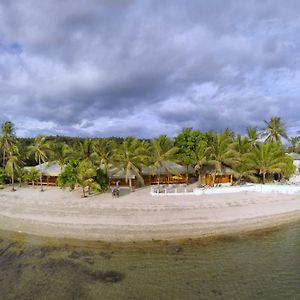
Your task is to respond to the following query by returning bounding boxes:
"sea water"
[1,223,300,300]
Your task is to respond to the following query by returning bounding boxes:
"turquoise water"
[1,223,300,300]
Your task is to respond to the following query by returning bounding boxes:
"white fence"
[151,184,300,196]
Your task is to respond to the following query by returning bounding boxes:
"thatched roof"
[199,165,236,175]
[142,161,193,175]
[24,162,63,177]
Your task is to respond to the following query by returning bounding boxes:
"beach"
[0,186,300,242]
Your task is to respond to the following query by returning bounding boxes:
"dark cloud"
[0,0,299,137]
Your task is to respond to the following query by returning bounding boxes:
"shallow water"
[1,223,300,300]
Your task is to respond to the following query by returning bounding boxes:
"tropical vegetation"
[0,116,298,195]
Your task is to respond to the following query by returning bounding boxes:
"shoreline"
[1,186,300,243]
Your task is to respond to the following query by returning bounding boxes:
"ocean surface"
[1,222,300,300]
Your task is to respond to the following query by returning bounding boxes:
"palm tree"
[244,142,287,184]
[246,127,260,149]
[288,136,300,153]
[113,138,146,191]
[191,141,209,184]
[208,131,236,186]
[76,160,99,197]
[27,136,50,191]
[0,121,16,167]
[263,116,288,143]
[148,135,178,188]
[5,146,22,191]
[78,139,98,163]
[23,168,41,187]
[54,143,72,171]
[94,139,117,175]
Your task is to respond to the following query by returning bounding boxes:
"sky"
[0,0,300,138]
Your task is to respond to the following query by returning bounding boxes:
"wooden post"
[230,174,233,185]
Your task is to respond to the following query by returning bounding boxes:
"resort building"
[24,162,62,186]
[199,166,235,187]
[288,153,300,183]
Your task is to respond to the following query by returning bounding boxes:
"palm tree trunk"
[157,167,161,189]
[39,157,44,191]
[11,171,15,191]
[3,149,5,168]
[198,173,201,186]
[262,172,266,184]
[82,186,86,197]
[129,178,133,192]
[212,172,216,187]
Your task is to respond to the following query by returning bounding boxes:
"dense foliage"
[0,116,298,195]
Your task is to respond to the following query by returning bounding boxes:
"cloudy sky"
[0,0,300,138]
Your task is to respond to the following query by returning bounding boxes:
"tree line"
[0,116,298,196]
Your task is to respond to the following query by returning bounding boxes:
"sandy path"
[0,186,300,241]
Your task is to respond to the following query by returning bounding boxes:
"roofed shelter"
[24,162,63,186]
[199,165,235,187]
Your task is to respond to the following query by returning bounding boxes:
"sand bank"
[0,186,300,241]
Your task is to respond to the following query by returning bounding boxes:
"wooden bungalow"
[142,161,195,186]
[106,161,197,188]
[199,165,235,187]
[24,162,63,186]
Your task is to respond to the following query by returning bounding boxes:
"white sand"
[0,185,300,241]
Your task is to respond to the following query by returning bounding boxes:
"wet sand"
[0,185,300,241]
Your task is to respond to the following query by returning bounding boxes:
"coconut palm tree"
[53,143,73,171]
[263,116,288,143]
[78,139,98,163]
[208,131,236,186]
[76,160,99,197]
[5,146,22,191]
[27,136,50,191]
[113,138,146,191]
[0,121,16,167]
[191,141,209,184]
[148,135,178,188]
[23,168,41,187]
[246,127,260,149]
[244,142,287,184]
[94,139,117,175]
[288,136,300,153]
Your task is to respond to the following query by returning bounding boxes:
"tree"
[191,141,209,184]
[246,127,260,149]
[0,121,16,167]
[94,139,117,175]
[113,137,146,191]
[0,167,6,186]
[57,160,79,190]
[78,139,98,163]
[263,116,288,143]
[57,160,99,197]
[149,135,178,188]
[175,128,206,172]
[5,146,22,191]
[23,168,41,187]
[208,131,236,186]
[27,136,50,191]
[77,160,99,197]
[288,136,300,153]
[244,142,288,183]
[52,143,73,171]
[95,168,109,192]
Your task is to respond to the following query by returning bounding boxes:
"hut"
[199,165,235,187]
[142,161,196,186]
[24,162,63,186]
